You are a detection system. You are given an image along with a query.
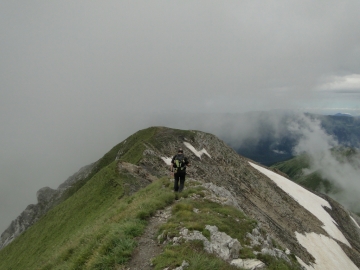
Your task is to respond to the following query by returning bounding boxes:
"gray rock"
[261,248,291,264]
[202,183,241,209]
[178,225,241,262]
[174,260,189,270]
[231,258,266,269]
[205,225,241,260]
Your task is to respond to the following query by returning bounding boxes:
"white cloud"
[289,115,360,212]
[319,74,360,91]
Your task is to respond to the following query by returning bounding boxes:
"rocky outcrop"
[176,225,242,261]
[245,227,291,264]
[164,224,268,269]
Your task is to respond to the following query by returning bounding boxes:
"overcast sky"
[1,1,360,233]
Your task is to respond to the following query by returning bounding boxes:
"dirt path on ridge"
[125,207,171,270]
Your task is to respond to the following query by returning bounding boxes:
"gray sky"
[1,1,360,233]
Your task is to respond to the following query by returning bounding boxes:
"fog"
[2,1,360,233]
[291,115,360,212]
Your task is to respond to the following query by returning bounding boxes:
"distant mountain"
[1,127,359,269]
[334,113,353,117]
[271,154,336,194]
[234,112,360,165]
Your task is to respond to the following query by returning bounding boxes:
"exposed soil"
[125,207,171,270]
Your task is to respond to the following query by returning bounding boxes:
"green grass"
[153,183,302,270]
[271,154,310,179]
[152,241,240,270]
[58,133,145,204]
[117,127,158,164]
[158,198,257,245]
[271,154,341,194]
[296,171,337,193]
[0,162,175,270]
[256,254,300,270]
[152,186,258,270]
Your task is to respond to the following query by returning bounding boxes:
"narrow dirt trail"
[126,207,171,270]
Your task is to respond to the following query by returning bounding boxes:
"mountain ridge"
[1,126,359,269]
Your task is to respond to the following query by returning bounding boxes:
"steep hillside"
[270,154,335,193]
[0,134,135,250]
[1,127,360,270]
[271,149,360,213]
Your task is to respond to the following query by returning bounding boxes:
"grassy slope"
[63,127,158,199]
[0,161,175,270]
[271,154,335,193]
[0,127,159,270]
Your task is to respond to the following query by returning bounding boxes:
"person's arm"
[170,156,175,173]
[185,157,190,167]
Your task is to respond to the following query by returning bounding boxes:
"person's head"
[178,148,183,154]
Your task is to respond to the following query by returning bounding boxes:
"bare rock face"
[201,182,241,209]
[0,204,38,248]
[36,187,58,204]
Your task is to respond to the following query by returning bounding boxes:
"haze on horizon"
[1,1,360,233]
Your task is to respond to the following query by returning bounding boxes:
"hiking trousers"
[174,172,186,192]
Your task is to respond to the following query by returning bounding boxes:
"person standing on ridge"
[171,148,190,192]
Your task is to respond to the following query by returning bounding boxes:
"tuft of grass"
[239,247,255,259]
[160,198,257,246]
[256,253,301,270]
[152,242,240,270]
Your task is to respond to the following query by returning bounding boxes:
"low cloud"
[319,74,360,91]
[290,115,360,212]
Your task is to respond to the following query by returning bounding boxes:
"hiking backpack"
[173,154,186,173]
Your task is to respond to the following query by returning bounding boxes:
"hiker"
[171,148,190,192]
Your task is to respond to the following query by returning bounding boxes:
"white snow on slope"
[249,162,350,247]
[249,162,358,270]
[183,142,211,159]
[161,157,172,165]
[295,232,358,270]
[295,256,310,269]
[350,216,360,229]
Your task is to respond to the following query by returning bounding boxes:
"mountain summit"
[0,127,359,269]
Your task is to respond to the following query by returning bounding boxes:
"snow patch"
[249,162,350,247]
[161,157,172,165]
[296,256,312,269]
[183,142,211,159]
[295,232,358,270]
[350,216,360,229]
